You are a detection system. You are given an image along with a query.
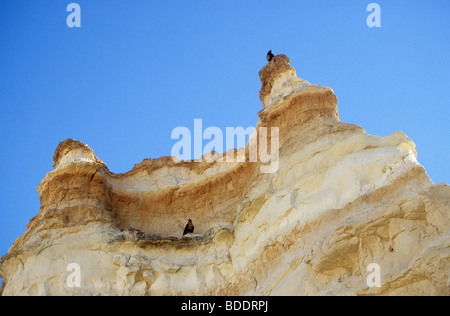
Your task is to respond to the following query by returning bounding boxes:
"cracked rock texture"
[1,54,449,296]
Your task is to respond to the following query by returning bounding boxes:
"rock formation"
[1,54,449,296]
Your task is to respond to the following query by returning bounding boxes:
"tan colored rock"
[1,54,449,296]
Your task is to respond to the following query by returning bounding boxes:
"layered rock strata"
[1,55,449,296]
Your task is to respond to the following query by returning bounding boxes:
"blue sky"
[0,0,448,273]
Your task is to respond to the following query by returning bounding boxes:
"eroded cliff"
[1,55,449,296]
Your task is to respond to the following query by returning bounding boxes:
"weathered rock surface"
[1,55,449,296]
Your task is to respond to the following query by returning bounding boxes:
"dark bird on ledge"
[183,219,195,235]
[266,50,274,62]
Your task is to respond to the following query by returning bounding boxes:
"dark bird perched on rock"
[183,219,194,235]
[266,50,274,62]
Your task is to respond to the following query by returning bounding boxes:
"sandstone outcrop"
[1,55,449,296]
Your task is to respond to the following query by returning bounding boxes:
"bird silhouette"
[266,50,274,62]
[183,219,194,235]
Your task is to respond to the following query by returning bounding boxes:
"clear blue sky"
[0,1,448,271]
